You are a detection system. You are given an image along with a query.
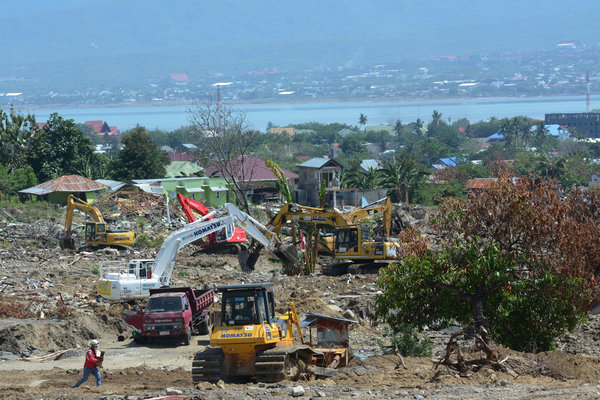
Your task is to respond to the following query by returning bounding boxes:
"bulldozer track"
[191,347,224,383]
[192,345,318,383]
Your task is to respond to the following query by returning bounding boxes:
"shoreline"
[14,94,597,113]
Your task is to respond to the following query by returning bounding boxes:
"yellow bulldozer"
[192,283,336,382]
[59,194,134,249]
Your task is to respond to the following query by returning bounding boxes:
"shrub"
[377,326,433,357]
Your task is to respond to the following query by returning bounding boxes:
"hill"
[1,0,599,91]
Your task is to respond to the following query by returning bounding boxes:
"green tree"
[512,152,539,177]
[28,113,98,182]
[110,126,169,182]
[428,110,443,133]
[393,120,402,137]
[414,118,424,136]
[559,153,592,188]
[0,165,37,197]
[0,106,40,169]
[345,166,381,190]
[377,177,600,352]
[358,113,368,133]
[340,134,365,155]
[536,152,566,180]
[380,152,428,203]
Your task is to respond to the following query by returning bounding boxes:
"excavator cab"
[85,222,106,243]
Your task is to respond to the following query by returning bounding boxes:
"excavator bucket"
[275,244,298,265]
[238,243,299,272]
[238,248,260,272]
[59,237,75,250]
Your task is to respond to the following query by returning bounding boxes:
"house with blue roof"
[432,157,462,169]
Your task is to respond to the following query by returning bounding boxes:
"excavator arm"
[61,194,107,249]
[346,197,393,236]
[289,301,304,344]
[268,203,350,233]
[222,203,299,271]
[152,215,236,285]
[176,193,212,223]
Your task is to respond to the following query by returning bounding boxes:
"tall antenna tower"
[586,72,590,112]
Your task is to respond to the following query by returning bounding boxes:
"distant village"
[1,42,598,108]
[17,109,600,212]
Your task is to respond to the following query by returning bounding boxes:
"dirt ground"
[2,201,600,399]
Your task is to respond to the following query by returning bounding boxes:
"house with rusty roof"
[204,155,298,203]
[18,175,110,204]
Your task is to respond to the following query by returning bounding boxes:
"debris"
[291,385,305,397]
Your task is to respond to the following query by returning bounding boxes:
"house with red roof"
[85,120,121,140]
[204,155,298,203]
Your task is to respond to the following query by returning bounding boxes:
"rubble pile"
[94,191,186,225]
[2,195,600,399]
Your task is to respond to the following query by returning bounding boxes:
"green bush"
[134,233,165,249]
[377,326,433,357]
[91,264,99,275]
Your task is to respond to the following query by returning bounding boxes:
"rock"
[342,309,356,320]
[166,388,183,395]
[291,385,305,397]
[327,304,342,313]
[216,379,226,389]
[0,351,18,361]
[314,389,327,397]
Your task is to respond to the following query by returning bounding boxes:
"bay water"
[23,95,599,132]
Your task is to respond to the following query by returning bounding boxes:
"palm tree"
[537,153,566,180]
[393,120,402,137]
[380,152,428,204]
[414,118,424,136]
[359,113,368,133]
[346,167,382,190]
[431,110,442,126]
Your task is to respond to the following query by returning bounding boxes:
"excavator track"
[191,347,224,383]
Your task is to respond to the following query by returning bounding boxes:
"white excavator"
[97,203,298,301]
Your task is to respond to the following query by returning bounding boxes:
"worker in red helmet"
[72,339,104,388]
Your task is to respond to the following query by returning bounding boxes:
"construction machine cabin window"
[336,228,359,251]
[224,294,263,326]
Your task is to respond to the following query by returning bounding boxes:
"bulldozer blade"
[306,365,337,377]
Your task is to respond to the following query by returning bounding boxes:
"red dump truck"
[122,286,214,346]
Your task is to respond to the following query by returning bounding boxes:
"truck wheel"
[184,327,191,345]
[198,315,211,335]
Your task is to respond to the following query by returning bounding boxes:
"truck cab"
[123,287,214,346]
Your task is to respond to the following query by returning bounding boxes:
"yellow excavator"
[192,282,322,382]
[264,198,400,274]
[59,194,134,249]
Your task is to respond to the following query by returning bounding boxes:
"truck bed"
[149,286,214,315]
